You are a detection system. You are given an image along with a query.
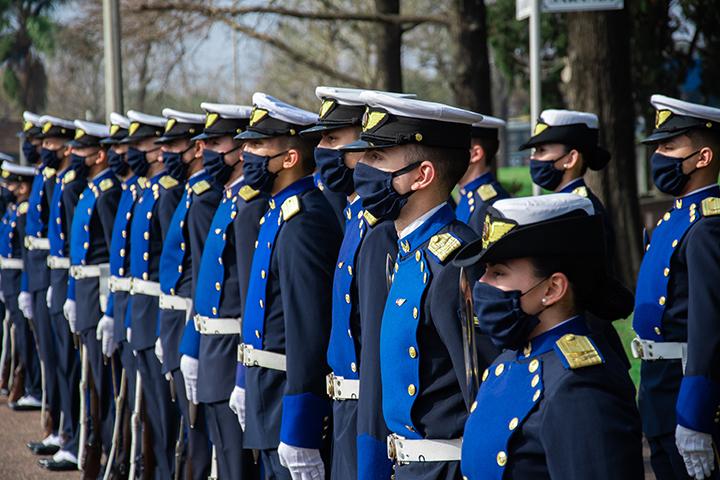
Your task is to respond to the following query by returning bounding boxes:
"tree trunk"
[450,0,492,114]
[564,9,642,288]
[374,0,402,91]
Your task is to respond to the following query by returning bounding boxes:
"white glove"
[277,441,325,480]
[126,327,132,344]
[180,355,198,405]
[63,299,76,333]
[154,338,164,365]
[228,386,246,430]
[96,315,116,357]
[46,287,52,309]
[676,424,715,479]
[19,291,33,319]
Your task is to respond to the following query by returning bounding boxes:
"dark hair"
[472,137,500,165]
[278,135,318,175]
[529,255,603,312]
[403,144,469,191]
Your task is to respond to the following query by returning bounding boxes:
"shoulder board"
[137,177,148,189]
[572,186,588,198]
[701,197,720,217]
[159,175,179,189]
[553,333,604,370]
[43,167,56,179]
[99,178,114,192]
[363,210,378,227]
[191,180,211,196]
[426,232,463,264]
[63,169,76,184]
[281,195,301,221]
[238,185,260,202]
[477,184,498,202]
[17,201,28,215]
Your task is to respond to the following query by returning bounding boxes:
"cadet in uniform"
[231,92,339,479]
[179,102,259,480]
[455,117,510,234]
[155,107,213,479]
[121,109,184,478]
[454,193,643,479]
[634,95,720,480]
[339,91,494,480]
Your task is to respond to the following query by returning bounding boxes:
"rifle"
[0,311,10,391]
[173,416,184,480]
[83,358,102,479]
[128,372,142,480]
[78,343,89,471]
[103,365,127,480]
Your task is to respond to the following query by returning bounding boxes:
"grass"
[497,165,534,197]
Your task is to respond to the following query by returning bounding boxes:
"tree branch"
[130,1,451,27]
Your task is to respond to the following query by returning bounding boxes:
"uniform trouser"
[80,328,115,455]
[32,289,61,434]
[51,311,80,454]
[394,460,462,480]
[259,449,291,480]
[330,400,358,480]
[11,309,42,398]
[205,400,259,480]
[171,368,212,480]
[135,347,178,479]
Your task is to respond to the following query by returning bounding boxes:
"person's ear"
[410,160,436,191]
[696,146,714,169]
[283,149,300,169]
[540,272,569,308]
[562,149,579,170]
[469,144,485,165]
[194,141,205,159]
[96,149,106,165]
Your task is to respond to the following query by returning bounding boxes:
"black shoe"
[39,458,78,471]
[9,402,41,411]
[27,442,60,455]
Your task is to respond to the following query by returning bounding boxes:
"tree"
[450,0,492,113]
[564,9,643,286]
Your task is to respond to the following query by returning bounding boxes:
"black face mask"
[0,187,15,205]
[472,279,548,350]
[202,146,242,186]
[22,140,39,164]
[163,146,194,181]
[650,149,701,196]
[243,150,289,194]
[69,153,91,178]
[126,147,159,178]
[314,147,355,196]
[529,153,568,191]
[40,147,62,169]
[108,149,129,177]
[353,161,420,221]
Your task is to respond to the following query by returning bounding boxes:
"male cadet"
[155,107,213,479]
[121,109,184,478]
[298,86,405,480]
[22,115,75,445]
[179,102,259,480]
[634,95,720,480]
[341,91,496,480]
[455,116,510,234]
[96,111,143,477]
[231,92,340,480]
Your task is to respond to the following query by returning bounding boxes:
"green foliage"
[26,14,55,54]
[2,66,18,98]
[497,165,533,197]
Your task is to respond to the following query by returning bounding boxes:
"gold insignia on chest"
[701,197,720,217]
[281,195,301,221]
[427,232,462,262]
[238,185,259,202]
[99,178,114,192]
[159,175,179,189]
[555,334,603,369]
[192,180,210,195]
[63,170,76,184]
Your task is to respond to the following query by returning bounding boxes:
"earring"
[541,298,547,304]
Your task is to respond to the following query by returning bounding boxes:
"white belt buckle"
[630,337,643,359]
[387,434,401,462]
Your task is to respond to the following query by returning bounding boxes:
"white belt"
[159,293,191,312]
[129,278,161,297]
[631,336,687,371]
[24,236,49,251]
[387,434,462,463]
[70,263,109,279]
[194,315,241,335]
[237,343,287,371]
[0,257,23,269]
[108,276,132,293]
[47,255,70,269]
[326,373,359,400]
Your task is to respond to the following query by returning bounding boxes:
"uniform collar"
[344,196,364,223]
[89,168,111,182]
[558,177,585,193]
[519,315,589,360]
[270,175,315,207]
[460,171,494,195]
[397,202,455,255]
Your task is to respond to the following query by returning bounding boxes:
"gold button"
[348,266,353,276]
[215,282,221,291]
[412,307,418,319]
[255,330,260,338]
[83,242,89,249]
[345,294,351,304]
[415,251,421,261]
[120,248,125,257]
[261,270,266,279]
[663,212,671,221]
[528,359,539,373]
[672,239,678,247]
[531,374,540,388]
[259,299,264,308]
[407,384,416,396]
[495,364,504,376]
[142,273,148,280]
[119,268,124,276]
[143,252,149,261]
[664,267,670,277]
[212,307,217,315]
[144,231,149,240]
[350,362,357,372]
[496,451,507,466]
[659,296,666,306]
[146,212,152,220]
[122,230,126,238]
[654,326,662,335]
[523,344,532,357]
[482,369,489,381]
[180,242,185,251]
[508,417,519,430]
[178,265,183,273]
[408,346,417,358]
[337,261,343,269]
[533,390,541,402]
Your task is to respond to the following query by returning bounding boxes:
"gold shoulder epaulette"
[17,201,28,215]
[572,186,588,198]
[137,177,148,189]
[99,178,114,192]
[159,175,179,189]
[427,232,462,263]
[701,197,720,217]
[238,185,259,202]
[191,180,211,196]
[554,334,603,369]
[43,167,56,179]
[281,195,301,221]
[478,184,498,202]
[363,210,378,227]
[63,169,76,184]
